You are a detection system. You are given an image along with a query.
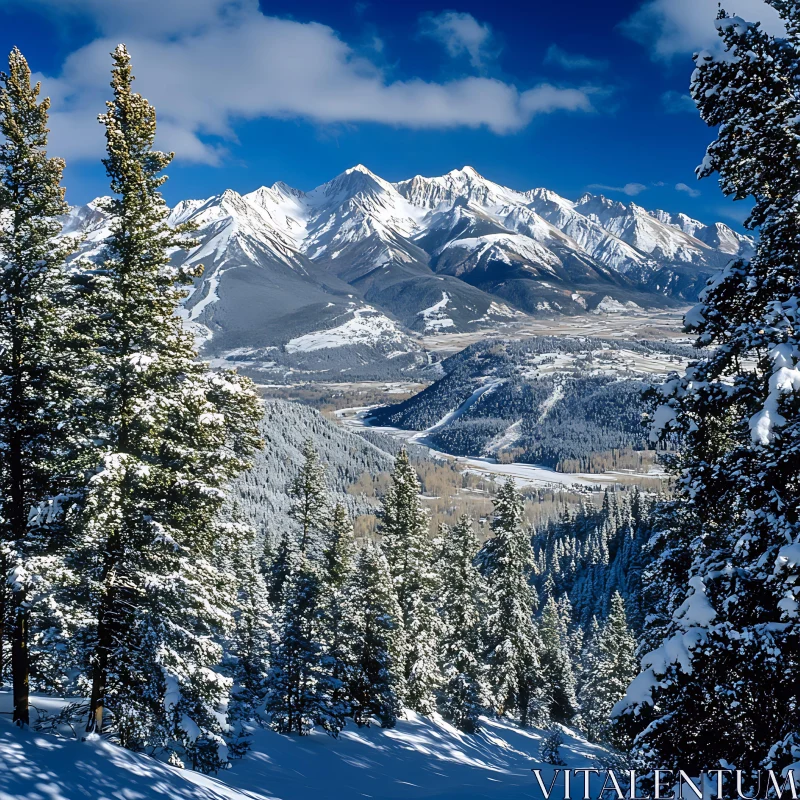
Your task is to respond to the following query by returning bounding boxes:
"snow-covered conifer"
[0,47,82,725]
[289,439,330,555]
[346,543,404,728]
[478,479,542,726]
[616,3,800,773]
[319,503,357,714]
[436,516,489,733]
[224,518,274,733]
[581,593,636,744]
[379,449,440,714]
[265,556,344,737]
[68,46,261,770]
[538,596,577,725]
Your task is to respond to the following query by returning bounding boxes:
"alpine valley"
[61,165,752,381]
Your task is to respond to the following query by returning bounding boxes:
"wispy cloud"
[620,0,784,60]
[588,182,648,197]
[544,45,608,71]
[676,182,701,198]
[662,90,695,114]
[7,0,595,165]
[419,11,496,69]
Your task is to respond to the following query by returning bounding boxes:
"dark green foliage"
[380,449,441,714]
[0,47,82,725]
[346,544,404,728]
[65,45,262,771]
[478,480,543,727]
[436,516,489,732]
[617,2,800,775]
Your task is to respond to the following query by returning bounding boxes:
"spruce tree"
[436,516,488,733]
[265,533,294,608]
[346,543,404,728]
[265,555,344,737]
[70,45,261,770]
[478,479,542,727]
[0,47,81,726]
[266,451,346,737]
[289,439,330,555]
[320,503,356,715]
[224,518,274,729]
[580,593,636,744]
[380,449,440,714]
[538,596,577,725]
[617,3,800,773]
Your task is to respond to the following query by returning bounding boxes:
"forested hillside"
[231,400,395,543]
[370,337,691,469]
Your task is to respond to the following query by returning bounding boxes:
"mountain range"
[61,165,753,381]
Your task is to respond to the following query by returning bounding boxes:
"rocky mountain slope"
[61,166,752,380]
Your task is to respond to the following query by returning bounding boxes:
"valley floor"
[336,406,665,491]
[0,690,606,800]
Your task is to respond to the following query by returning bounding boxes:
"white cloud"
[419,11,495,68]
[4,0,595,165]
[620,0,785,59]
[588,182,648,197]
[662,90,696,114]
[676,182,701,198]
[544,45,608,71]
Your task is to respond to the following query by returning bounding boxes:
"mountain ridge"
[62,165,753,381]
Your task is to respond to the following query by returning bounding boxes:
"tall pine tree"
[0,47,81,726]
[436,516,488,733]
[380,449,440,714]
[580,592,636,744]
[478,479,542,727]
[289,439,330,556]
[346,543,404,728]
[538,596,577,726]
[71,46,261,770]
[617,2,800,773]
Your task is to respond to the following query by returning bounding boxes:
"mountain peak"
[345,163,378,178]
[447,165,483,180]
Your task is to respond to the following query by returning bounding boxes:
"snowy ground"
[0,690,608,800]
[336,406,664,491]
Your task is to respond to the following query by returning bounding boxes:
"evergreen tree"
[538,596,577,725]
[70,46,261,770]
[323,503,356,590]
[617,3,800,773]
[436,516,489,733]
[265,533,294,608]
[580,593,636,744]
[289,439,330,555]
[224,518,274,729]
[319,503,356,715]
[346,543,404,728]
[0,47,81,725]
[265,556,344,737]
[478,479,542,727]
[380,449,440,714]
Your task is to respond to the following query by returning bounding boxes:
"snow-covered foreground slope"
[0,709,608,800]
[0,717,262,800]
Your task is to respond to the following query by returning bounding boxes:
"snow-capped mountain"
[61,165,753,379]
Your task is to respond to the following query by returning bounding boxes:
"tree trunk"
[10,591,28,726]
[9,386,29,727]
[0,560,6,685]
[87,584,114,734]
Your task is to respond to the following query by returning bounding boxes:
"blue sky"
[0,0,784,227]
